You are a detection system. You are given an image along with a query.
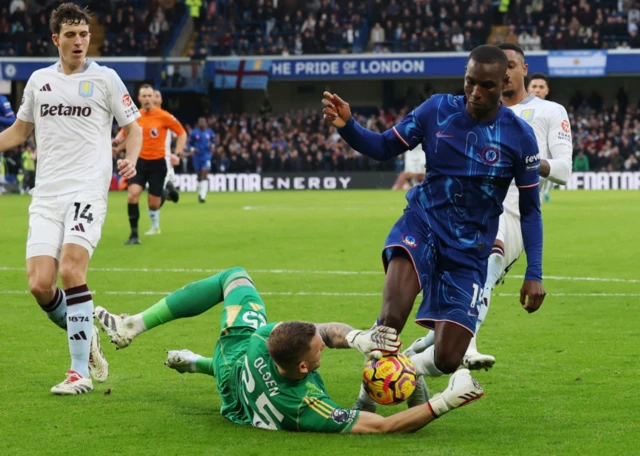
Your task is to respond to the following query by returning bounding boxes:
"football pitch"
[1,190,638,455]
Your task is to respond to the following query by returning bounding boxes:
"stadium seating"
[0,0,182,57]
[189,0,640,57]
[162,87,638,174]
[4,1,639,57]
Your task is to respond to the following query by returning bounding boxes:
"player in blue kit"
[323,45,546,411]
[0,94,16,195]
[189,117,215,203]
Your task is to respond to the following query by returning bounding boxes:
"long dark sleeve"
[337,117,409,161]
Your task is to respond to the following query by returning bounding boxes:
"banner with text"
[173,172,398,192]
[168,171,640,192]
[5,51,640,82]
[557,172,640,190]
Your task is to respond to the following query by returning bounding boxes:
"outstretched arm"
[316,323,401,358]
[322,92,427,161]
[316,323,355,348]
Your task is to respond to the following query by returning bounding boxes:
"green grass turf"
[0,190,638,455]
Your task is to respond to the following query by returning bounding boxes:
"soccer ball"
[362,353,417,405]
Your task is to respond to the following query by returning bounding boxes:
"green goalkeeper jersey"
[228,323,360,432]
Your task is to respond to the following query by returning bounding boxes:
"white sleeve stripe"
[518,182,540,189]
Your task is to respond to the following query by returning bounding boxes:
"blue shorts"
[193,154,211,173]
[382,208,485,334]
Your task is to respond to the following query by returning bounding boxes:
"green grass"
[1,190,639,455]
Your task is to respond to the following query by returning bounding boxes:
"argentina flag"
[547,50,607,77]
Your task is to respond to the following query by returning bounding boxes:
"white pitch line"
[1,265,639,283]
[1,290,640,298]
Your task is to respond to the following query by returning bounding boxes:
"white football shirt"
[504,93,573,216]
[17,60,140,197]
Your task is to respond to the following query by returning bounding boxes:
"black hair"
[468,45,508,71]
[50,3,91,35]
[528,72,549,84]
[496,42,526,60]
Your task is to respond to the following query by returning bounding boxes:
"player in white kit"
[0,4,142,394]
[154,89,180,203]
[404,44,572,369]
[527,73,552,202]
[392,143,426,190]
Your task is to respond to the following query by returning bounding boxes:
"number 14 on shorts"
[73,203,94,224]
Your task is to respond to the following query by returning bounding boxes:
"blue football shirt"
[384,94,540,262]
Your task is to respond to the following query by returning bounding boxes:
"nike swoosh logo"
[436,131,454,138]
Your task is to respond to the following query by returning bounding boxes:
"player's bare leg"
[406,237,501,370]
[377,252,421,333]
[27,256,58,308]
[355,251,421,412]
[392,172,413,190]
[410,321,473,378]
[125,184,143,244]
[197,169,209,203]
[145,193,163,235]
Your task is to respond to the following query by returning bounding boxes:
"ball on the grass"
[362,353,417,405]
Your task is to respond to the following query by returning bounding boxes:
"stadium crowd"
[2,1,640,57]
[1,1,639,191]
[175,89,640,174]
[0,0,182,57]
[2,85,639,194]
[191,0,640,57]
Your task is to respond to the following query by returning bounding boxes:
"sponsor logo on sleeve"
[122,93,133,107]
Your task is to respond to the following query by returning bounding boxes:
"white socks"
[127,313,148,337]
[198,180,208,200]
[410,345,444,377]
[484,247,505,292]
[148,209,160,230]
[65,285,93,379]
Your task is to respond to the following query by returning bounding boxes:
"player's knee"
[28,275,56,303]
[434,348,464,374]
[148,201,161,210]
[58,257,87,287]
[127,193,139,204]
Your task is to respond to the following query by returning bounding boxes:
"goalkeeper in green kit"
[96,268,483,433]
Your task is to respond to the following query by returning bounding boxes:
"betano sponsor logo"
[40,104,92,117]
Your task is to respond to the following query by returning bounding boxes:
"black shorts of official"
[128,158,167,197]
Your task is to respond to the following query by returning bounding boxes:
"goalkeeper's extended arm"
[316,323,400,358]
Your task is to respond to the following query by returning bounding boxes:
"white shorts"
[496,209,524,279]
[404,150,426,174]
[26,191,107,260]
